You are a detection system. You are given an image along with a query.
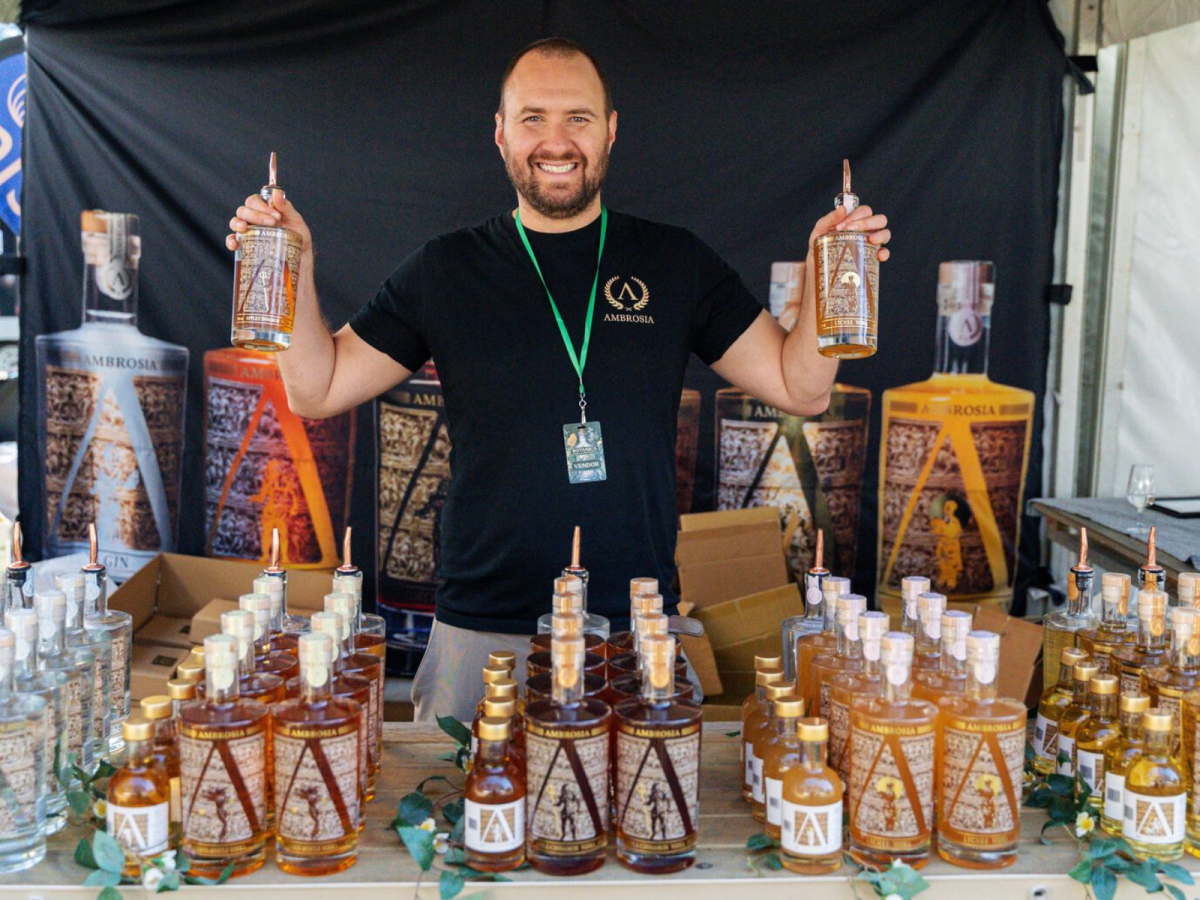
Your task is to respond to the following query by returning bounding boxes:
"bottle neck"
[237,643,256,680]
[776,715,799,740]
[836,620,861,660]
[884,663,914,703]
[0,656,13,695]
[1119,716,1143,742]
[1144,729,1171,758]
[800,738,826,772]
[209,670,241,704]
[13,641,37,678]
[553,661,583,707]
[1068,569,1094,616]
[965,659,998,701]
[902,600,920,635]
[153,717,175,745]
[1100,595,1126,631]
[933,309,990,375]
[125,737,154,767]
[1137,618,1166,651]
[1057,662,1077,690]
[1090,692,1117,719]
[1172,633,1200,671]
[822,596,839,634]
[1072,680,1090,705]
[477,735,510,769]
[301,664,333,704]
[939,639,966,675]
[82,570,107,616]
[641,668,674,705]
[38,619,67,657]
[916,617,940,657]
[254,626,272,659]
[81,227,140,326]
[804,571,827,621]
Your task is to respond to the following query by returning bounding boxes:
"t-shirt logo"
[603,276,654,324]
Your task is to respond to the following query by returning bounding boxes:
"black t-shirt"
[349,209,763,634]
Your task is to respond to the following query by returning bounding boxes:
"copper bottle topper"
[259,151,284,203]
[9,521,28,570]
[83,522,105,573]
[337,527,358,575]
[564,525,586,577]
[810,529,825,574]
[1147,525,1157,567]
[1071,527,1092,573]
[835,159,860,214]
[263,527,285,575]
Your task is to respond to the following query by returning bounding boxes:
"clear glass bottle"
[913,609,972,703]
[238,593,298,681]
[257,536,310,656]
[37,212,188,579]
[796,576,850,712]
[58,572,113,760]
[1031,647,1089,775]
[935,631,1025,869]
[913,592,947,672]
[532,586,608,656]
[1043,529,1099,690]
[812,596,872,721]
[780,530,831,682]
[762,697,805,840]
[829,613,888,791]
[1074,675,1120,810]
[814,160,878,358]
[273,632,363,875]
[140,695,181,834]
[614,634,702,874]
[1077,572,1133,676]
[848,632,937,868]
[35,588,97,777]
[606,577,661,657]
[780,717,843,874]
[1114,590,1168,697]
[325,592,383,776]
[1102,692,1149,836]
[749,681,796,816]
[1057,660,1101,776]
[465,716,525,872]
[608,613,686,682]
[1179,572,1200,611]
[2,522,33,612]
[900,576,931,637]
[0,625,48,874]
[1124,709,1186,861]
[332,531,387,663]
[178,634,270,878]
[1143,606,1200,753]
[81,526,134,753]
[524,634,611,875]
[107,717,170,876]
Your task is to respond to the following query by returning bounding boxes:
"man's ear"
[608,109,618,150]
[495,113,505,156]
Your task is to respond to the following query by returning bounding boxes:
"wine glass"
[1126,464,1155,534]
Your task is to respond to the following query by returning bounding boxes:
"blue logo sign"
[0,51,24,234]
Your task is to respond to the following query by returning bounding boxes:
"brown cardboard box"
[694,585,801,650]
[973,605,1044,707]
[134,615,194,650]
[130,643,190,700]
[676,522,788,610]
[713,633,784,673]
[189,599,241,645]
[698,670,758,722]
[679,506,779,532]
[678,633,723,697]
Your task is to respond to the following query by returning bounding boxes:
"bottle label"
[44,700,62,795]
[1104,772,1125,824]
[0,716,45,835]
[465,798,524,853]
[109,629,130,709]
[233,228,301,332]
[765,776,784,826]
[1077,749,1105,797]
[615,722,700,854]
[1119,671,1141,698]
[1123,789,1185,845]
[751,753,765,803]
[744,741,756,788]
[1031,712,1058,763]
[179,724,267,855]
[62,669,88,759]
[524,720,609,853]
[848,710,935,853]
[829,695,851,780]
[274,722,360,846]
[820,681,834,721]
[108,800,169,856]
[1057,736,1076,776]
[781,798,842,855]
[814,231,878,335]
[938,717,1024,847]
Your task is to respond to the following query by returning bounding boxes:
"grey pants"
[412,619,704,723]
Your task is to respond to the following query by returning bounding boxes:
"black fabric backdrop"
[18,0,1066,612]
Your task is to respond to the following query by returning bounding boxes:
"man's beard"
[504,146,608,220]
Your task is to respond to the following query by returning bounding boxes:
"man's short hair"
[498,37,613,118]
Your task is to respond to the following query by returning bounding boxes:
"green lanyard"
[514,206,607,422]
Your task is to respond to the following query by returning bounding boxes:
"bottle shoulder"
[615,699,702,728]
[938,695,1027,722]
[853,695,937,723]
[525,697,612,727]
[274,696,361,727]
[180,697,269,729]
[16,670,68,693]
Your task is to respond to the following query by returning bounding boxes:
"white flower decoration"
[1075,811,1095,837]
[142,868,164,892]
[92,799,107,820]
[418,816,437,833]
[158,849,177,872]
[884,894,904,900]
[433,832,450,855]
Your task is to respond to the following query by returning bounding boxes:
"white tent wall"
[1102,0,1200,45]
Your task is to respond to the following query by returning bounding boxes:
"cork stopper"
[1089,674,1119,695]
[253,577,284,616]
[298,632,333,686]
[881,632,915,666]
[631,593,664,618]
[220,609,256,659]
[756,667,784,687]
[122,716,156,743]
[1178,572,1200,608]
[478,717,511,742]
[1171,606,1197,634]
[167,678,197,701]
[630,577,658,598]
[1073,661,1101,683]
[917,592,947,622]
[551,635,585,691]
[822,576,851,603]
[966,631,1000,684]
[204,634,239,691]
[238,593,272,638]
[1102,572,1132,616]
[552,592,583,615]
[488,651,516,671]
[485,679,518,700]
[1061,647,1088,667]
[765,681,796,701]
[755,655,783,671]
[323,593,355,639]
[797,717,828,742]
[774,697,804,718]
[901,576,931,616]
[555,575,583,595]
[483,698,516,719]
[859,611,889,661]
[310,611,343,642]
[5,608,38,656]
[638,612,670,639]
[836,594,868,626]
[1120,693,1150,714]
[1143,708,1173,733]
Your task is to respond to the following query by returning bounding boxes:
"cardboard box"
[697,670,758,722]
[679,633,723,697]
[973,605,1044,707]
[694,584,802,650]
[713,633,784,673]
[134,615,194,650]
[130,643,190,700]
[679,506,779,532]
[676,521,788,610]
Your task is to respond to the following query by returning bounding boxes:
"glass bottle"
[38,212,188,579]
[472,678,520,759]
[1181,688,1200,855]
[257,535,309,655]
[176,658,205,686]
[1057,660,1102,776]
[1031,647,1089,775]
[231,152,302,351]
[1139,527,1166,594]
[465,716,525,872]
[332,530,387,662]
[1077,572,1133,675]
[749,682,796,816]
[814,160,878,358]
[168,677,197,719]
[33,589,96,778]
[608,611,681,680]
[107,716,171,876]
[829,613,888,792]
[781,530,831,682]
[762,697,805,840]
[178,634,270,878]
[913,592,947,672]
[606,578,662,657]
[140,694,181,833]
[741,654,783,743]
[197,610,286,705]
[935,631,1026,869]
[238,593,298,681]
[848,632,937,868]
[81,525,134,753]
[614,634,702,874]
[481,697,524,772]
[797,576,850,712]
[877,261,1034,612]
[913,609,973,703]
[524,634,611,875]
[900,576,931,637]
[1102,692,1149,836]
[1114,590,1168,697]
[1179,572,1200,611]
[1123,709,1186,861]
[0,625,48,874]
[1074,675,1120,809]
[532,586,607,657]
[58,572,113,760]
[2,522,32,612]
[743,672,785,803]
[1043,529,1099,689]
[780,717,843,874]
[325,592,384,776]
[812,597,874,720]
[273,632,363,875]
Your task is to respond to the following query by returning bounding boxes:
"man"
[226,38,891,721]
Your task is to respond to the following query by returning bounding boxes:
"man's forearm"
[780,264,838,412]
[275,254,337,417]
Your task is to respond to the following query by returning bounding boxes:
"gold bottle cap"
[485,678,518,700]
[482,664,510,685]
[756,667,784,687]
[551,612,584,638]
[1120,693,1150,713]
[204,634,239,690]
[140,695,172,720]
[123,716,156,743]
[488,651,517,672]
[175,659,205,684]
[822,576,851,603]
[188,645,206,661]
[220,609,256,660]
[555,575,583,595]
[323,593,355,639]
[483,698,516,719]
[641,634,677,690]
[638,612,670,638]
[1073,661,1101,683]
[631,593,664,618]
[167,678,197,701]
[1178,572,1200,607]
[773,697,804,718]
[310,610,343,641]
[1089,675,1119,695]
[1061,646,1089,666]
[552,592,583,615]
[478,717,512,742]
[1142,708,1173,733]
[630,577,659,598]
[881,631,915,666]
[755,654,783,671]
[765,681,796,701]
[797,717,828,742]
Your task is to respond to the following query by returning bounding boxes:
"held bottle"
[813,159,878,358]
[780,718,843,874]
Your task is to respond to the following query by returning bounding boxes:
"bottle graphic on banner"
[877,261,1033,614]
[37,211,188,580]
[675,390,700,518]
[203,347,353,568]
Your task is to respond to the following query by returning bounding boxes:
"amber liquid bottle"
[935,631,1025,869]
[913,610,972,703]
[332,532,387,663]
[1057,660,1101,777]
[606,580,662,659]
[531,586,607,657]
[1181,687,1200,855]
[762,697,805,841]
[741,654,784,740]
[465,716,526,872]
[796,576,850,712]
[811,596,871,720]
[1031,647,1089,775]
[749,681,795,813]
[614,635,702,874]
[107,717,171,876]
[1124,709,1186,861]
[608,611,684,681]
[848,632,937,869]
[139,695,182,836]
[912,592,946,672]
[780,718,843,874]
[178,635,270,878]
[1074,675,1120,810]
[524,634,611,874]
[239,593,299,682]
[1077,573,1133,676]
[827,611,888,789]
[325,592,384,777]
[1143,606,1200,752]
[814,159,878,358]
[273,632,362,875]
[743,668,784,801]
[1104,692,1149,835]
[1113,590,1168,698]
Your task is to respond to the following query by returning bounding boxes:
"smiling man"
[226,38,891,721]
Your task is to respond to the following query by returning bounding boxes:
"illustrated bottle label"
[849,713,935,853]
[465,798,524,853]
[815,232,878,334]
[1119,671,1141,698]
[781,798,842,855]
[179,726,267,855]
[615,723,700,854]
[938,718,1023,847]
[766,776,784,826]
[1123,789,1185,845]
[1057,736,1076,775]
[829,695,851,779]
[44,702,62,794]
[524,721,609,854]
[0,717,44,835]
[108,801,169,856]
[233,228,301,331]
[1104,772,1125,824]
[274,723,360,846]
[62,670,87,758]
[1077,748,1105,797]
[1032,712,1058,763]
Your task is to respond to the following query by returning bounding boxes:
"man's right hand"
[226,189,312,255]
